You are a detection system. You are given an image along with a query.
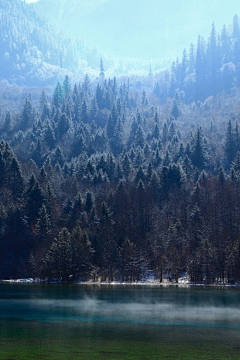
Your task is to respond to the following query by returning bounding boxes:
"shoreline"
[1,278,240,287]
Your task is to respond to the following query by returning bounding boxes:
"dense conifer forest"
[0,1,240,284]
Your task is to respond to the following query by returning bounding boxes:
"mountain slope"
[32,0,240,62]
[0,0,100,86]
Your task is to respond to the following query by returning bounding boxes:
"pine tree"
[26,181,45,224]
[233,14,240,40]
[195,36,206,100]
[32,139,42,166]
[39,90,48,113]
[20,97,35,131]
[36,205,51,239]
[180,48,187,87]
[121,153,131,179]
[0,151,5,186]
[9,157,24,199]
[80,100,89,123]
[171,93,181,119]
[62,75,71,98]
[44,228,72,281]
[85,191,94,213]
[134,166,145,184]
[53,82,63,108]
[111,118,124,155]
[56,113,70,139]
[231,151,240,179]
[120,237,137,281]
[90,97,99,119]
[225,120,235,167]
[207,22,218,96]
[99,58,105,78]
[152,123,160,139]
[71,226,94,280]
[141,90,147,106]
[96,84,104,109]
[190,128,209,169]
[44,121,56,149]
[53,146,65,167]
[134,125,145,149]
[2,111,12,133]
[162,123,168,145]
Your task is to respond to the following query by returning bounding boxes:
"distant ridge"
[0,0,100,86]
[32,0,240,61]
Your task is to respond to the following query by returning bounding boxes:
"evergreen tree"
[20,97,35,131]
[121,153,131,179]
[195,36,206,100]
[71,226,94,279]
[85,191,94,213]
[99,58,105,78]
[44,228,72,281]
[190,128,209,169]
[39,90,48,114]
[56,113,70,139]
[32,139,42,166]
[134,166,145,184]
[152,123,160,139]
[36,205,51,239]
[2,111,12,133]
[171,93,181,119]
[231,151,240,178]
[44,121,56,149]
[9,157,24,199]
[134,125,145,149]
[207,22,218,96]
[53,146,65,167]
[80,100,89,123]
[26,181,45,224]
[53,82,63,108]
[62,75,71,98]
[111,118,124,155]
[225,120,235,167]
[0,151,5,187]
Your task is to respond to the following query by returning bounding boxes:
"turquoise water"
[0,283,240,359]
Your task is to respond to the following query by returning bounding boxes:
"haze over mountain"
[31,0,239,65]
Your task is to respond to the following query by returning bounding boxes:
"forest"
[0,0,102,86]
[0,1,240,284]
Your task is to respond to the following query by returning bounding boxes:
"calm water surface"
[0,283,240,359]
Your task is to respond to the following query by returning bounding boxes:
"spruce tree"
[44,228,72,281]
[99,58,105,78]
[190,128,209,169]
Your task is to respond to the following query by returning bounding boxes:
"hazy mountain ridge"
[0,0,102,86]
[31,0,240,62]
[33,0,109,21]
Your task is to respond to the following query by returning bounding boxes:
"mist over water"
[1,284,240,329]
[1,284,240,360]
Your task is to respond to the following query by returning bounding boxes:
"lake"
[0,283,240,360]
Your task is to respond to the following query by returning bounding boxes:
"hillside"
[0,70,240,282]
[0,3,240,284]
[32,0,240,63]
[153,14,240,103]
[0,0,100,86]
